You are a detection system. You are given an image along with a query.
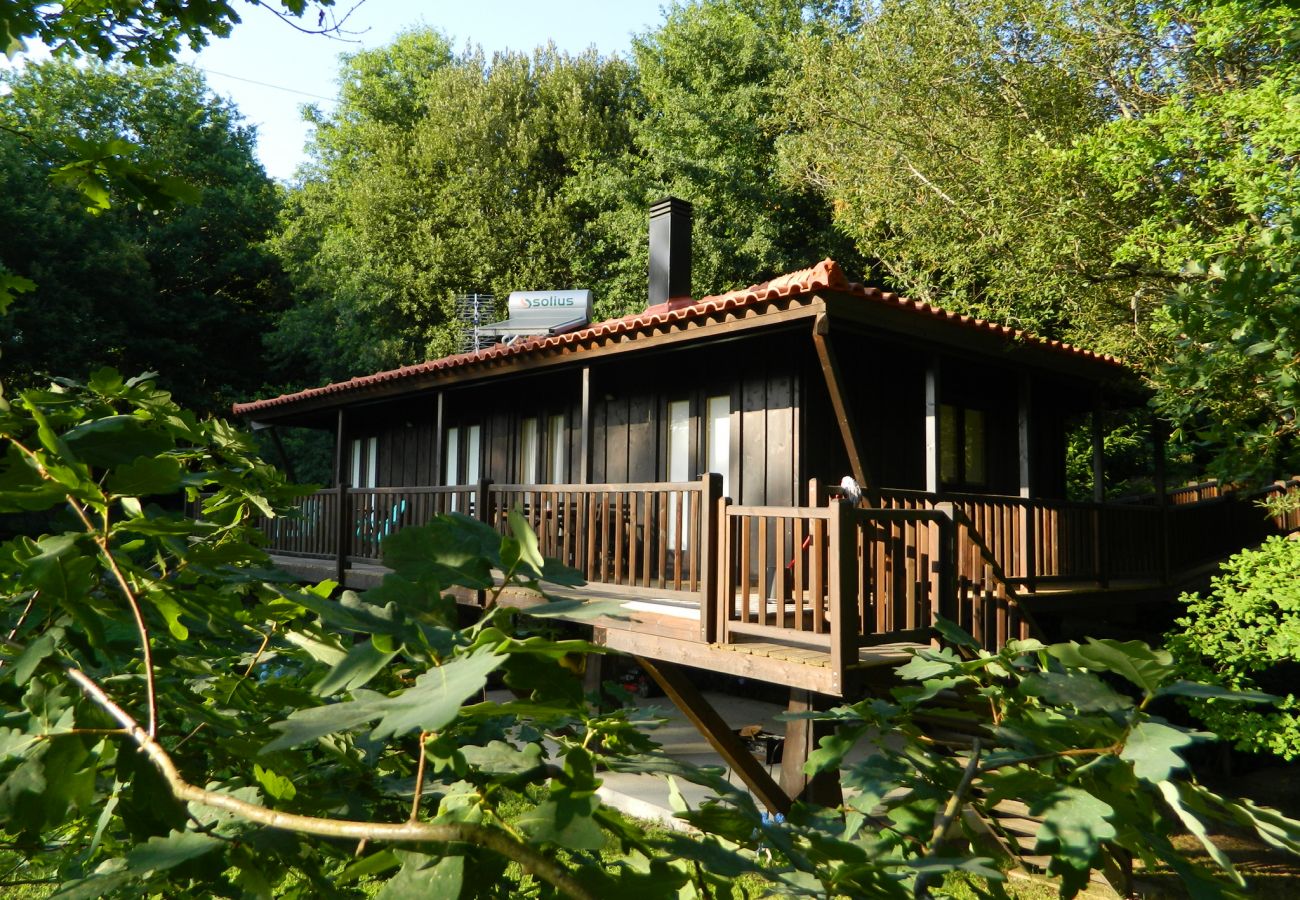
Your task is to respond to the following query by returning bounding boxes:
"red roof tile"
[233,259,1125,417]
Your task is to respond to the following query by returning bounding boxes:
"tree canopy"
[269,4,861,386]
[0,0,343,64]
[0,61,286,415]
[268,31,642,381]
[781,0,1300,477]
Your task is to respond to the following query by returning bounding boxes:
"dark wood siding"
[348,322,1090,504]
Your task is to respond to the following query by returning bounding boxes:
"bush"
[1167,535,1300,759]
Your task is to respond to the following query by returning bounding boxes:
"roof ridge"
[232,258,1125,417]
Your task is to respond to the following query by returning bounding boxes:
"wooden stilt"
[779,689,843,808]
[635,657,790,816]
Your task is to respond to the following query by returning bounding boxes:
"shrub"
[1167,535,1300,759]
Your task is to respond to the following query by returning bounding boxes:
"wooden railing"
[350,486,478,561]
[880,489,1165,587]
[260,489,339,559]
[715,500,1035,690]
[259,475,1299,680]
[944,504,1036,650]
[1167,477,1300,572]
[488,477,720,598]
[260,484,479,564]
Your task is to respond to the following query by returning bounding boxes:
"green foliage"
[804,632,1300,899]
[0,370,1297,897]
[781,0,1145,346]
[1167,536,1300,760]
[782,0,1300,447]
[268,7,859,386]
[268,31,642,382]
[628,0,862,299]
[1064,416,1158,502]
[1150,220,1300,483]
[0,61,287,415]
[0,0,335,65]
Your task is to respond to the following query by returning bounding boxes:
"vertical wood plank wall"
[359,335,810,510]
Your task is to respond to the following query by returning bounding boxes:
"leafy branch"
[65,668,599,900]
[9,437,159,737]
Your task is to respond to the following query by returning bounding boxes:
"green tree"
[628,0,862,300]
[269,31,641,382]
[0,61,287,415]
[784,0,1300,476]
[781,0,1157,348]
[0,0,344,65]
[1083,2,1300,480]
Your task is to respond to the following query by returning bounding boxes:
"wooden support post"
[579,366,592,485]
[1017,375,1035,592]
[811,313,878,504]
[265,426,297,484]
[335,481,350,586]
[333,409,349,586]
[1093,398,1110,589]
[635,657,791,816]
[828,499,858,696]
[433,391,444,485]
[333,408,348,488]
[583,631,608,706]
[1091,405,1106,504]
[780,690,844,808]
[699,472,723,642]
[934,503,959,631]
[925,356,941,495]
[476,477,494,606]
[1153,417,1170,583]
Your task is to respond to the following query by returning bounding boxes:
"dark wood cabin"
[236,201,1300,812]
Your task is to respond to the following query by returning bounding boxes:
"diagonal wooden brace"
[635,657,791,816]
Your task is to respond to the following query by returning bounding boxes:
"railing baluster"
[793,516,806,631]
[740,515,752,624]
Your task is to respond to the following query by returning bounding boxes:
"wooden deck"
[260,475,1300,699]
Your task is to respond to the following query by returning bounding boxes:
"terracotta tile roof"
[233,259,1125,417]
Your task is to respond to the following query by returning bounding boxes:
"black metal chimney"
[648,197,692,308]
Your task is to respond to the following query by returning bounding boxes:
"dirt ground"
[1130,762,1300,898]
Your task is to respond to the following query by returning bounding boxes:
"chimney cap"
[650,196,693,217]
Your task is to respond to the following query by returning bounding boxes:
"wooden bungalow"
[236,198,1299,809]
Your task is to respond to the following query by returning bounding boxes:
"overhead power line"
[190,65,339,103]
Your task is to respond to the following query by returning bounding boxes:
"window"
[667,400,690,483]
[443,427,460,486]
[547,414,566,483]
[520,417,539,483]
[704,394,730,498]
[348,437,378,488]
[465,425,481,485]
[667,400,691,549]
[939,404,987,487]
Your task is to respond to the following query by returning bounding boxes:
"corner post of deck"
[1152,416,1170,583]
[714,495,732,646]
[333,404,350,586]
[475,477,495,607]
[475,477,495,527]
[1017,373,1036,593]
[699,472,723,642]
[933,502,959,639]
[335,480,350,586]
[829,499,858,695]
